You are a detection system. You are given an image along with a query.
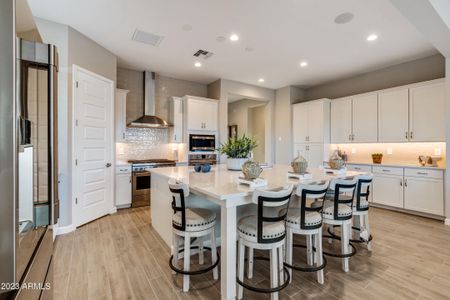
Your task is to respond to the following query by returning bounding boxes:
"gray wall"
[0,0,15,287]
[117,67,207,124]
[304,54,445,100]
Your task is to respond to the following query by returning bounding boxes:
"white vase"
[226,158,248,171]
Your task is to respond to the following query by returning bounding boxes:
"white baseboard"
[110,206,117,214]
[55,224,76,236]
[445,218,450,226]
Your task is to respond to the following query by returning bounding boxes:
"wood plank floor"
[54,207,450,300]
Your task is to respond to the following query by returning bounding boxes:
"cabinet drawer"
[373,166,403,176]
[404,168,443,179]
[116,165,131,174]
[346,164,372,172]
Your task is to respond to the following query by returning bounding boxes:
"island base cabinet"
[404,177,444,216]
[372,174,404,208]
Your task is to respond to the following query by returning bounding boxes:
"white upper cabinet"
[169,97,183,143]
[292,102,308,143]
[352,93,378,142]
[292,98,330,144]
[378,88,409,142]
[186,97,218,131]
[409,81,445,142]
[331,97,352,143]
[115,89,129,142]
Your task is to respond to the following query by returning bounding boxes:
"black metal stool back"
[295,181,329,229]
[168,178,190,231]
[330,177,357,221]
[252,185,294,244]
[355,174,373,212]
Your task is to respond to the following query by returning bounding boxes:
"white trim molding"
[445,218,450,226]
[55,224,76,236]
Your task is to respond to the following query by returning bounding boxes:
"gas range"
[128,159,176,172]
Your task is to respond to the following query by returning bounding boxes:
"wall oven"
[132,168,152,208]
[189,134,216,152]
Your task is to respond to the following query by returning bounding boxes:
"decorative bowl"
[291,154,308,174]
[329,158,345,169]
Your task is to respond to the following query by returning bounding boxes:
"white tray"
[323,167,347,175]
[287,172,313,180]
[237,177,268,188]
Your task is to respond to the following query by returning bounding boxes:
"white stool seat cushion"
[237,215,285,243]
[172,208,216,232]
[322,202,352,220]
[282,209,322,229]
[353,199,369,210]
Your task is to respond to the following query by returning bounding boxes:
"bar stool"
[236,185,294,300]
[352,174,374,251]
[322,177,357,272]
[284,180,329,284]
[167,178,220,292]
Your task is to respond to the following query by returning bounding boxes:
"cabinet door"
[202,100,218,131]
[308,144,325,168]
[115,173,131,206]
[409,82,445,142]
[115,90,127,142]
[352,94,378,142]
[186,98,205,131]
[171,98,183,142]
[378,89,409,142]
[372,174,404,208]
[292,102,308,143]
[307,101,325,143]
[404,177,443,216]
[331,98,352,143]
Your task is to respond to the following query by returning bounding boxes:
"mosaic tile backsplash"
[116,127,171,161]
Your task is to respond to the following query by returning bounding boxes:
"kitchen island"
[151,164,365,300]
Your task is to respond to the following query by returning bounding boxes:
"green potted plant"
[217,135,257,170]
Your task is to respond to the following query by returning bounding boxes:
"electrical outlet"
[387,148,393,155]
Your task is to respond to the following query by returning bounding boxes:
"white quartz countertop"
[346,161,446,170]
[150,164,366,200]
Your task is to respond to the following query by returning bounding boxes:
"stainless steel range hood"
[127,71,172,128]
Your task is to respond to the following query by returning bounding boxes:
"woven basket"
[372,155,383,164]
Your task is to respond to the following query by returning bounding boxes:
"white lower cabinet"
[372,173,404,208]
[404,176,444,216]
[115,165,132,207]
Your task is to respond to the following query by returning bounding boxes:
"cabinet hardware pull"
[382,169,390,172]
[417,172,428,175]
[404,179,408,187]
[410,131,413,139]
[400,180,402,186]
[405,131,408,139]
[349,134,351,141]
[174,134,176,140]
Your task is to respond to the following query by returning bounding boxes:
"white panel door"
[307,101,324,143]
[74,66,114,227]
[372,174,404,208]
[409,81,446,142]
[404,177,443,216]
[292,102,308,143]
[378,89,409,142]
[202,100,218,131]
[308,144,325,168]
[186,98,204,131]
[352,94,378,142]
[331,98,352,143]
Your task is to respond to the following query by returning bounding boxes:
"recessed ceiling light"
[194,62,202,68]
[230,34,239,41]
[300,61,308,67]
[367,34,378,41]
[334,12,354,24]
[258,78,265,83]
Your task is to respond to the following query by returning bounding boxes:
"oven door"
[132,171,151,196]
[189,134,216,152]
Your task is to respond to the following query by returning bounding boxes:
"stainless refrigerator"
[0,2,58,299]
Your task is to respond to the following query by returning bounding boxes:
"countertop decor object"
[201,164,211,173]
[237,177,268,188]
[217,135,257,171]
[241,160,263,180]
[194,165,202,172]
[329,150,345,169]
[372,153,383,164]
[291,153,308,174]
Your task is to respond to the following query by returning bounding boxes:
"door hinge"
[76,81,79,88]
[75,159,78,166]
[75,119,79,126]
[75,197,78,204]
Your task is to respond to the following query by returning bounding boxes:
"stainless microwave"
[189,134,216,152]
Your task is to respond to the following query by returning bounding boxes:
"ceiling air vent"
[193,49,214,59]
[132,29,164,46]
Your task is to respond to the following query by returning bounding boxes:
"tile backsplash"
[116,127,171,161]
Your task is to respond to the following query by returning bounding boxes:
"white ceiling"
[27,0,438,89]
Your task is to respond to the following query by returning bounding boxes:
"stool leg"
[270,247,279,300]
[278,245,284,284]
[328,225,334,244]
[285,229,293,283]
[341,223,349,272]
[210,229,218,280]
[365,213,372,251]
[316,230,324,284]
[306,234,313,266]
[172,233,179,275]
[198,236,204,265]
[353,215,361,241]
[183,234,191,292]
[247,247,254,279]
[237,240,245,300]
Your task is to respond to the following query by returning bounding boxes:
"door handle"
[106,163,112,168]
